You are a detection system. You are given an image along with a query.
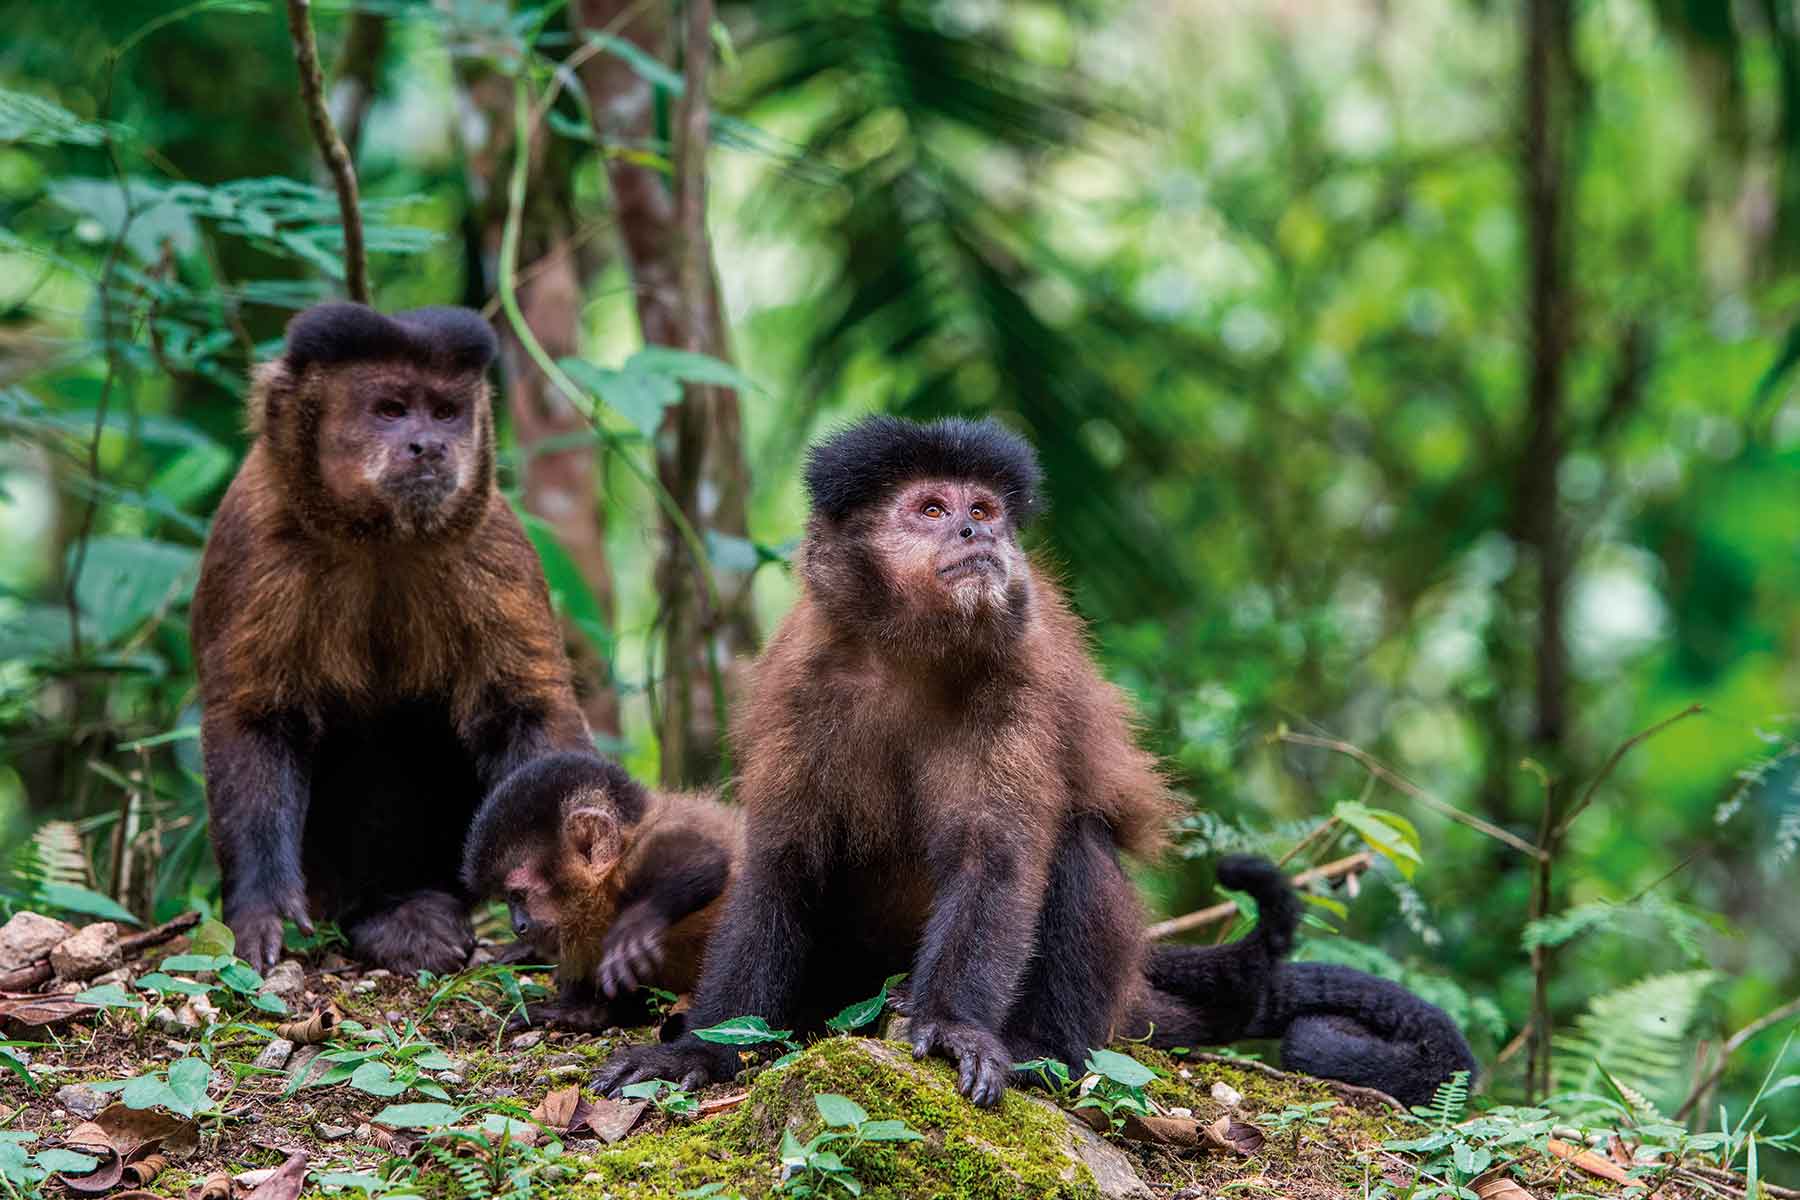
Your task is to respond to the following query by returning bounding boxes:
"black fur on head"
[460,751,650,896]
[803,415,1044,528]
[282,302,499,375]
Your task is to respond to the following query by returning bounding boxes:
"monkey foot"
[347,891,474,975]
[591,1040,737,1097]
[908,1018,1012,1107]
[507,999,617,1034]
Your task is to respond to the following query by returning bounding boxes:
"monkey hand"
[597,912,668,998]
[228,892,314,974]
[591,1039,737,1097]
[508,998,615,1034]
[907,1017,1012,1107]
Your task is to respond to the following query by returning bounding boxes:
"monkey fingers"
[347,891,474,976]
[598,926,666,998]
[907,1019,1012,1108]
[592,1041,735,1097]
[230,892,313,973]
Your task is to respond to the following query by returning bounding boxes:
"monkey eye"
[433,403,459,422]
[922,502,945,519]
[970,504,988,521]
[375,399,406,420]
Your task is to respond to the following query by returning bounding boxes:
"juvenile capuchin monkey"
[190,302,591,974]
[588,415,1307,1106]
[460,752,742,1031]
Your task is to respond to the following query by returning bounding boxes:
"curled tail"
[1130,854,1301,1047]
[1249,962,1479,1108]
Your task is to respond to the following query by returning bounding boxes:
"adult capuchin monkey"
[190,302,591,974]
[592,415,1303,1106]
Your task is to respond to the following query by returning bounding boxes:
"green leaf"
[36,882,141,926]
[166,1057,213,1113]
[135,972,211,996]
[119,1074,178,1112]
[159,954,230,972]
[0,1051,36,1095]
[813,1093,868,1129]
[187,920,236,959]
[626,346,761,394]
[1334,800,1422,879]
[74,984,143,1009]
[414,1050,454,1070]
[351,1063,407,1097]
[559,357,679,437]
[855,1120,923,1143]
[216,962,264,993]
[252,992,289,1015]
[1084,1048,1156,1088]
[692,1015,793,1045]
[583,33,686,93]
[824,974,902,1034]
[372,1102,464,1129]
[63,537,200,645]
[0,88,109,146]
[778,1127,808,1168]
[33,1148,100,1174]
[516,510,613,660]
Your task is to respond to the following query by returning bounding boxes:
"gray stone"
[255,1038,295,1071]
[149,1005,198,1035]
[316,1123,355,1141]
[437,1071,465,1085]
[259,960,306,1006]
[53,1083,106,1121]
[49,922,120,982]
[508,1030,542,1050]
[1049,1105,1155,1200]
[0,912,75,970]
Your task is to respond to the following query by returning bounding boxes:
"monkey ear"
[565,806,622,869]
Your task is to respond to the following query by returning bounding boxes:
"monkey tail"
[1212,854,1300,959]
[1245,962,1479,1109]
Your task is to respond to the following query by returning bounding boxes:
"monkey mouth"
[937,552,1001,581]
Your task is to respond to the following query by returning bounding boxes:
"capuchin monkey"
[589,415,1301,1106]
[190,302,591,974]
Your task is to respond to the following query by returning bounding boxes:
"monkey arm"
[592,840,812,1096]
[597,829,732,998]
[905,825,1048,1106]
[202,709,316,971]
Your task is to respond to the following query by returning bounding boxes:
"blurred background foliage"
[1,0,1797,1158]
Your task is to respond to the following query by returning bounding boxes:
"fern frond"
[16,820,88,889]
[1412,1070,1470,1127]
[1523,895,1718,962]
[1551,970,1719,1108]
[1775,802,1800,869]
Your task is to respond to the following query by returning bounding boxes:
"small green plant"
[776,1094,923,1197]
[693,1015,803,1070]
[0,1131,102,1200]
[679,1185,748,1200]
[130,952,290,1015]
[620,1078,700,1118]
[93,1056,220,1118]
[417,963,550,1027]
[1265,1100,1337,1135]
[288,1018,455,1101]
[823,973,906,1035]
[1013,1048,1158,1135]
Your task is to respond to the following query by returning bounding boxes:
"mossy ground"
[3,947,1740,1200]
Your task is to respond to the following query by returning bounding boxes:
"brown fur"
[191,306,589,973]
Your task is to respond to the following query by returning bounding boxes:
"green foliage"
[620,1078,700,1118]
[288,1018,455,1101]
[0,1132,101,1200]
[97,1056,218,1118]
[776,1093,924,1197]
[1012,1050,1159,1135]
[1551,971,1721,1109]
[823,973,905,1035]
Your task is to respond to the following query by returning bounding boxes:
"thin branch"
[1675,994,1800,1121]
[1555,703,1704,838]
[1145,852,1374,941]
[285,0,368,303]
[1280,731,1547,860]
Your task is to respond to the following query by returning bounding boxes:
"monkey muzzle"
[936,551,1002,582]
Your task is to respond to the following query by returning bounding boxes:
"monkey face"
[502,861,566,958]
[876,478,1024,615]
[315,364,487,537]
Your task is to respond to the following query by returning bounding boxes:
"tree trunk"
[571,0,758,787]
[455,55,622,737]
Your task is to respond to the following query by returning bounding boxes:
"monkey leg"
[907,828,1048,1107]
[593,842,815,1097]
[346,890,474,975]
[203,712,317,972]
[999,814,1140,1079]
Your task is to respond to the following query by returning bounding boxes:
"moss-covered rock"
[554,1038,1148,1199]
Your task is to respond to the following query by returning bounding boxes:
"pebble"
[259,960,306,1006]
[1168,1106,1194,1119]
[149,1006,198,1035]
[53,1084,106,1121]
[437,1071,465,1085]
[363,969,393,980]
[546,1066,584,1084]
[352,980,377,995]
[509,1031,542,1050]
[1210,1081,1243,1108]
[254,1039,295,1071]
[317,1123,354,1141]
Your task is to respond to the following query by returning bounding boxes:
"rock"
[53,1083,106,1121]
[49,922,120,982]
[0,912,76,970]
[88,967,130,987]
[437,1071,465,1085]
[750,1038,1153,1200]
[316,1123,355,1141]
[149,1005,199,1035]
[1210,1081,1243,1108]
[363,969,393,980]
[259,960,306,1006]
[286,1044,332,1088]
[509,1031,542,1050]
[255,1038,295,1071]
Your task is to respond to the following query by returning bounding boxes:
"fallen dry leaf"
[1118,1114,1201,1146]
[190,1169,233,1200]
[580,1096,648,1144]
[530,1084,584,1132]
[1472,1167,1533,1200]
[245,1152,308,1200]
[274,1008,337,1044]
[60,1103,199,1193]
[234,1168,278,1188]
[1201,1114,1265,1156]
[0,990,97,1032]
[123,1153,167,1186]
[698,1091,749,1117]
[1547,1138,1632,1185]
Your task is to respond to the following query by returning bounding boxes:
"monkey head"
[801,415,1043,647]
[462,753,648,961]
[251,303,500,541]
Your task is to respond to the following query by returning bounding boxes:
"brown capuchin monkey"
[190,302,591,974]
[588,415,1302,1107]
[460,752,742,1031]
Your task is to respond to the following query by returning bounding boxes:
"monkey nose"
[960,525,975,539]
[512,915,531,937]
